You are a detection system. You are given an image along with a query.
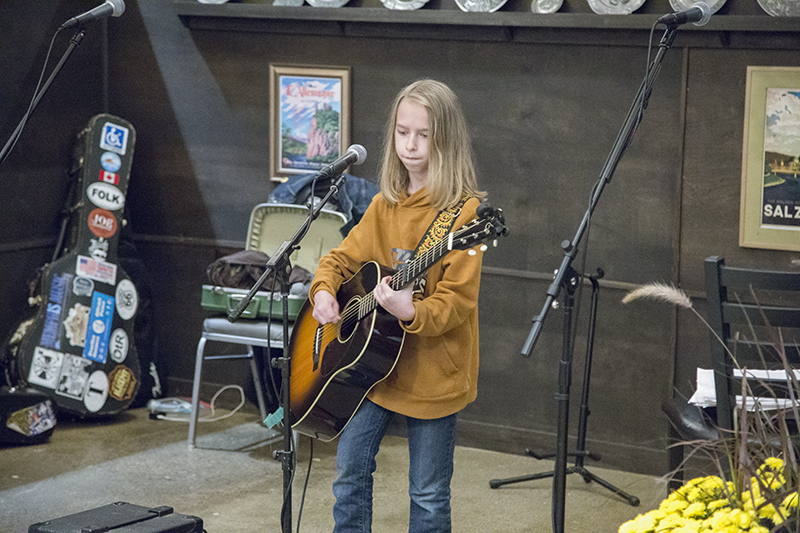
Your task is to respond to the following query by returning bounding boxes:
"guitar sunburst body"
[289,261,405,442]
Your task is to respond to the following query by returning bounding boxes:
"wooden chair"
[664,256,800,489]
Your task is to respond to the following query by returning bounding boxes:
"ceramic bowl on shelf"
[531,0,563,13]
[454,0,509,12]
[669,0,726,15]
[756,0,800,16]
[585,0,645,15]
[380,0,431,10]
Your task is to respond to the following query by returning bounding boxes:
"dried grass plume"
[622,282,693,309]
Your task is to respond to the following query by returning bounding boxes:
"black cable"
[295,437,314,533]
[0,28,64,167]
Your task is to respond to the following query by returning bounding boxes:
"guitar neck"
[391,236,450,291]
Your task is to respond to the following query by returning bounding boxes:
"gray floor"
[1,405,669,532]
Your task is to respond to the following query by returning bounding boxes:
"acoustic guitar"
[288,206,507,441]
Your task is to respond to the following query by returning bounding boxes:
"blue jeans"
[332,399,457,533]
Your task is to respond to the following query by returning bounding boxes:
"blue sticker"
[40,273,72,350]
[99,122,129,155]
[100,151,122,172]
[83,292,115,363]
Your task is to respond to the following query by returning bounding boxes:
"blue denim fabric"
[268,173,379,235]
[333,399,457,533]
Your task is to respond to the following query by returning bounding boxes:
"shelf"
[174,1,800,47]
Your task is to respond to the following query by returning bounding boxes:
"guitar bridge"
[313,325,323,372]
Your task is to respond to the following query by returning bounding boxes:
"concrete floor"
[1,404,669,532]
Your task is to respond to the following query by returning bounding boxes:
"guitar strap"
[413,195,470,256]
[407,196,470,294]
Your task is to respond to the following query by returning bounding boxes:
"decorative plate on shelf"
[756,0,800,16]
[454,0,508,13]
[585,0,645,15]
[306,0,350,7]
[531,0,563,13]
[669,0,726,15]
[381,0,431,10]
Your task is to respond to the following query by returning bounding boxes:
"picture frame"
[269,64,351,182]
[740,66,800,251]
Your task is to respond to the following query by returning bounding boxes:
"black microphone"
[318,144,367,178]
[60,0,126,30]
[657,1,712,26]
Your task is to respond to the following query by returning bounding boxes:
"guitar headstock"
[449,204,508,254]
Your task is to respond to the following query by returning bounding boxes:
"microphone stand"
[228,171,348,533]
[519,24,679,533]
[0,29,86,168]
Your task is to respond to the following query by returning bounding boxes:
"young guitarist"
[310,79,486,532]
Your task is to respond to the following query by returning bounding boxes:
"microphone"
[318,144,367,178]
[657,1,712,26]
[60,0,126,30]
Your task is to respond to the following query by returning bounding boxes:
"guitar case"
[2,114,141,416]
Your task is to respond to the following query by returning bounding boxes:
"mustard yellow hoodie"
[309,188,483,419]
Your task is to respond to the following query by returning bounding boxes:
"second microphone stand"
[489,269,640,508]
[514,22,679,533]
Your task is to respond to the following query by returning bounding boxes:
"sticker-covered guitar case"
[4,114,140,416]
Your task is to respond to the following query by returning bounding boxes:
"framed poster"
[740,66,800,251]
[269,64,350,182]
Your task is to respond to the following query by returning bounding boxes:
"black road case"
[28,501,203,533]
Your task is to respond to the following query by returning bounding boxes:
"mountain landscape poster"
[269,65,350,182]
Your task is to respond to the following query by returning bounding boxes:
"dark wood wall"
[1,0,799,476]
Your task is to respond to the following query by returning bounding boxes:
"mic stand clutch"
[509,24,679,533]
[228,172,349,533]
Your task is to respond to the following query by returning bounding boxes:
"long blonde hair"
[379,79,484,210]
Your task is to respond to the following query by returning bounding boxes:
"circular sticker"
[88,208,117,239]
[115,279,138,321]
[109,328,129,363]
[92,319,106,335]
[87,182,125,211]
[101,152,122,172]
[83,370,109,412]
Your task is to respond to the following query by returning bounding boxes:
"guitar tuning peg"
[468,249,477,256]
[479,244,488,252]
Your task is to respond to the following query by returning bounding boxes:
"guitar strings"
[313,236,451,341]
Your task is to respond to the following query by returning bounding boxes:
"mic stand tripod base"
[488,459,640,507]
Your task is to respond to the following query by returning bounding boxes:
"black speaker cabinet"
[29,502,203,533]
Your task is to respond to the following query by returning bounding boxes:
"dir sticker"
[109,328,129,363]
[100,122,129,155]
[87,208,117,239]
[115,280,138,321]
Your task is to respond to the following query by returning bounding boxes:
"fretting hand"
[373,276,415,322]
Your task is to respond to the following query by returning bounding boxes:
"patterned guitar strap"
[408,195,470,294]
